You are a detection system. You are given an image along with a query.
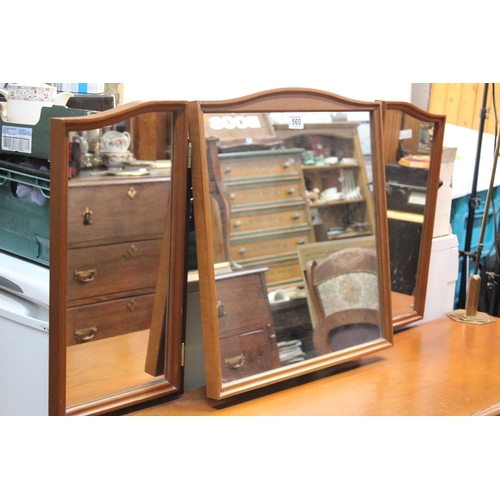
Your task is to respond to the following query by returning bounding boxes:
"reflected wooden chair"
[305,247,381,355]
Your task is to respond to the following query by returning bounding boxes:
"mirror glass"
[50,102,188,415]
[383,103,445,328]
[190,90,393,400]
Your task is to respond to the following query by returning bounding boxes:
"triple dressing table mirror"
[49,101,189,415]
[382,101,445,329]
[188,88,394,400]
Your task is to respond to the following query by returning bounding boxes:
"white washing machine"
[0,251,49,416]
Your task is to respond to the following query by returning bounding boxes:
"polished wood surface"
[67,329,163,409]
[128,315,500,416]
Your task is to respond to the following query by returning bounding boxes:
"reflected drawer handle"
[82,207,93,225]
[230,193,236,200]
[238,247,246,255]
[292,213,300,220]
[287,188,295,195]
[283,161,290,169]
[224,166,232,174]
[127,186,137,199]
[74,269,97,283]
[224,353,245,369]
[233,220,241,228]
[74,326,97,343]
[297,239,305,245]
[217,300,226,317]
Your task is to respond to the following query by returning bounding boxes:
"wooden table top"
[128,314,500,416]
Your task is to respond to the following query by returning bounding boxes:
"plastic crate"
[0,105,89,160]
[0,160,50,266]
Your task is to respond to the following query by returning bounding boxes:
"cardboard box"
[434,147,457,237]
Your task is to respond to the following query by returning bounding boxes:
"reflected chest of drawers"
[215,267,281,382]
[217,148,315,288]
[65,173,170,346]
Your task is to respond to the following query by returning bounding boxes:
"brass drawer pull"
[224,353,245,369]
[127,244,137,257]
[74,268,97,283]
[127,186,137,199]
[217,300,226,317]
[82,207,93,225]
[74,326,97,343]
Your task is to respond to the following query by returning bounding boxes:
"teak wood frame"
[381,101,446,329]
[188,88,394,400]
[49,101,189,416]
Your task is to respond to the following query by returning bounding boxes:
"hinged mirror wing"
[382,101,446,329]
[189,88,393,400]
[49,101,189,415]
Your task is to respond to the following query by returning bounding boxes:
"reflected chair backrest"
[306,247,381,355]
[306,247,379,321]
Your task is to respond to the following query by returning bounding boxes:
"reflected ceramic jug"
[99,130,131,152]
[0,83,73,125]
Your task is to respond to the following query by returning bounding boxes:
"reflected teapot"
[0,83,73,125]
[99,130,131,152]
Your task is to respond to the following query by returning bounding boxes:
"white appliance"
[0,251,49,416]
[417,233,459,323]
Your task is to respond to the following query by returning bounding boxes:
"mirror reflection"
[202,110,384,384]
[63,110,175,411]
[383,108,436,322]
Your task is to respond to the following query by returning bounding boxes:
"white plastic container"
[0,251,49,416]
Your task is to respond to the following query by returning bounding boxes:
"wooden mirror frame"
[188,88,393,400]
[382,101,446,329]
[49,101,189,415]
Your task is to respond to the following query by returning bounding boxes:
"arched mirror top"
[189,88,393,400]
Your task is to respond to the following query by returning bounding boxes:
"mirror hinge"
[187,141,192,169]
[181,342,185,367]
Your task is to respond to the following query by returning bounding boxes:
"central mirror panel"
[189,89,393,400]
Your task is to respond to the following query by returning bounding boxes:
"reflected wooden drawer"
[263,258,304,287]
[228,179,305,208]
[216,268,273,338]
[68,178,170,246]
[219,148,303,182]
[220,328,281,382]
[230,204,311,236]
[230,230,313,263]
[67,239,162,302]
[67,293,155,346]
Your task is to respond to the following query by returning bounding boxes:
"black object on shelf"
[66,93,115,112]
